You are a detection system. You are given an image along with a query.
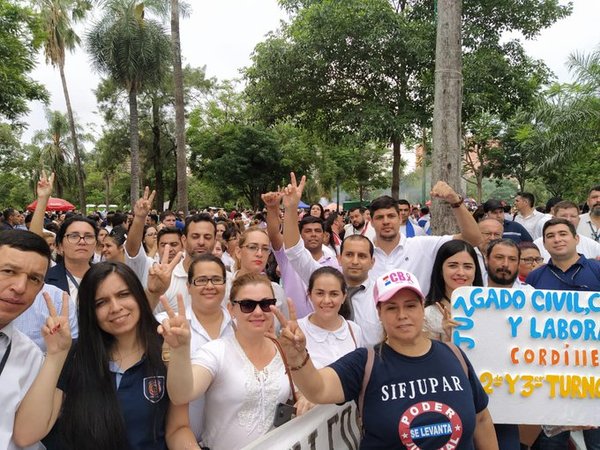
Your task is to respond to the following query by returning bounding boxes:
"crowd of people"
[1,171,599,450]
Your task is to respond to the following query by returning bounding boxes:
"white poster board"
[451,286,600,426]
[242,403,361,450]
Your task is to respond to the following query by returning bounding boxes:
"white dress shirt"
[0,323,45,450]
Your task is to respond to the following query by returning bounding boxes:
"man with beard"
[485,238,525,289]
[344,206,376,243]
[484,238,526,448]
[577,185,600,242]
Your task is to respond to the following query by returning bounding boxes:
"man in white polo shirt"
[577,185,600,243]
[513,192,550,240]
[369,183,482,296]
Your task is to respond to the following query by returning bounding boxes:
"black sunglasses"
[231,298,277,313]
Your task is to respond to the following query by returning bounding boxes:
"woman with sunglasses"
[161,273,306,450]
[13,262,196,449]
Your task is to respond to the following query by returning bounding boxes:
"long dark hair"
[426,240,483,307]
[58,262,164,449]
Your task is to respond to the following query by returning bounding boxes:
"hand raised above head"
[37,170,55,199]
[133,186,156,218]
[42,291,72,355]
[281,172,306,210]
[261,191,284,208]
[157,294,190,349]
[430,180,461,204]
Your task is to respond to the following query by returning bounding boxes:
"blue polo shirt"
[44,346,169,450]
[503,220,533,244]
[526,254,600,291]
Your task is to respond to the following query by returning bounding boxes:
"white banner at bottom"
[242,403,361,450]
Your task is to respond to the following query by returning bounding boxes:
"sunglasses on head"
[231,298,277,313]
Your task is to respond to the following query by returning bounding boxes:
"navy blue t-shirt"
[329,340,488,450]
[44,347,169,450]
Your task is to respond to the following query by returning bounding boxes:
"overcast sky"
[23,0,599,143]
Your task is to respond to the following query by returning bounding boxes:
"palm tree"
[31,110,78,198]
[37,0,92,213]
[534,46,600,167]
[171,0,187,215]
[87,0,172,205]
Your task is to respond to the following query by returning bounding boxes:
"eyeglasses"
[521,257,544,265]
[65,233,96,244]
[192,276,226,286]
[241,243,271,254]
[231,298,277,313]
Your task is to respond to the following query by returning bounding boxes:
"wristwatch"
[449,195,464,208]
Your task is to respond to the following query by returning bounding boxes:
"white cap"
[373,270,424,304]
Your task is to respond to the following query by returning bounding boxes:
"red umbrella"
[26,197,76,212]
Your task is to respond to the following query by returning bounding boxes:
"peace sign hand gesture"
[147,245,183,296]
[436,302,459,342]
[157,294,190,350]
[282,172,306,211]
[268,299,307,366]
[41,291,72,355]
[37,170,55,200]
[134,186,156,218]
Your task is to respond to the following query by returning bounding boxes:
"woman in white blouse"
[160,273,308,450]
[297,266,363,368]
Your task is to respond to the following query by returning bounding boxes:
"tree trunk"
[151,97,165,211]
[59,63,86,213]
[129,86,141,207]
[431,0,463,235]
[391,134,401,199]
[171,0,188,215]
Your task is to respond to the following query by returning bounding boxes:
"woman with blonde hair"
[162,273,308,450]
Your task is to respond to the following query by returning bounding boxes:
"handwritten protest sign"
[451,286,600,426]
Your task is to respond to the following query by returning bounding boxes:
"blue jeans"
[532,428,600,450]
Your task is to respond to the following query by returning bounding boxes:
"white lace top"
[191,334,292,450]
[423,304,444,341]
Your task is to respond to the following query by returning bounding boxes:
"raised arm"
[13,292,71,446]
[282,173,305,250]
[126,186,155,258]
[262,191,284,251]
[270,300,345,405]
[430,181,482,246]
[159,295,213,405]
[30,171,55,238]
